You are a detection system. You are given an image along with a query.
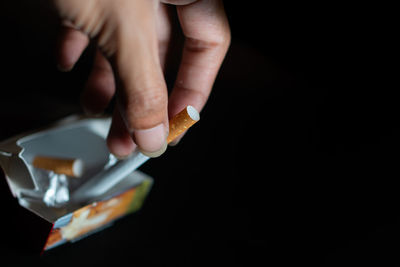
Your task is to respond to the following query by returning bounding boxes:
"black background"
[0,1,398,266]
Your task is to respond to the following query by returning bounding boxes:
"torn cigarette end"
[32,156,84,177]
[167,105,200,144]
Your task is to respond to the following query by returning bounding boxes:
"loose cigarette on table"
[32,156,84,177]
[72,105,200,202]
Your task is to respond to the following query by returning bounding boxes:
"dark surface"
[0,1,398,266]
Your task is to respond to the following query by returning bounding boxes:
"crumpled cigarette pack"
[0,116,153,252]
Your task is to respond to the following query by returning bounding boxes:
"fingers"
[107,108,136,158]
[169,0,230,118]
[114,50,169,157]
[156,3,173,70]
[110,1,169,157]
[54,0,228,157]
[56,22,89,71]
[81,50,115,115]
[55,0,169,158]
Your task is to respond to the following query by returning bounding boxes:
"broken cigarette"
[167,105,200,143]
[32,156,84,177]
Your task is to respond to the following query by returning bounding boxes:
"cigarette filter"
[32,156,84,177]
[167,105,200,143]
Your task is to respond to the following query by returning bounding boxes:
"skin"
[53,0,231,157]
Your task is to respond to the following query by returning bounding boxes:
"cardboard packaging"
[0,116,153,252]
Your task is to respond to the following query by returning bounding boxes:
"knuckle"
[175,84,209,107]
[123,86,167,129]
[161,0,198,5]
[216,26,232,51]
[223,28,232,49]
[185,31,231,53]
[55,0,106,37]
[185,38,219,53]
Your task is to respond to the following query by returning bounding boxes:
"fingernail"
[112,153,132,160]
[109,144,135,160]
[139,141,167,158]
[168,140,179,147]
[82,105,103,117]
[134,123,167,158]
[57,64,73,72]
[168,138,181,147]
[168,132,185,147]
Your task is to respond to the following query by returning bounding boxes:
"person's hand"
[53,0,230,157]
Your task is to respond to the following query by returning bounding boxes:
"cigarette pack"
[0,116,153,252]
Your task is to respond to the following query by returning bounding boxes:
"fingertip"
[107,109,136,158]
[139,140,168,158]
[57,63,74,72]
[56,26,89,72]
[107,133,136,159]
[168,133,185,146]
[133,123,168,157]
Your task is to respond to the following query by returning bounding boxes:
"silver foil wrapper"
[0,116,149,220]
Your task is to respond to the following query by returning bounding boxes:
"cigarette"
[167,105,200,144]
[32,156,84,177]
[72,105,200,202]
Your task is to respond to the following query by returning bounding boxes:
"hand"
[54,0,230,157]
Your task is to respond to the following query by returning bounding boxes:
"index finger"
[168,0,231,118]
